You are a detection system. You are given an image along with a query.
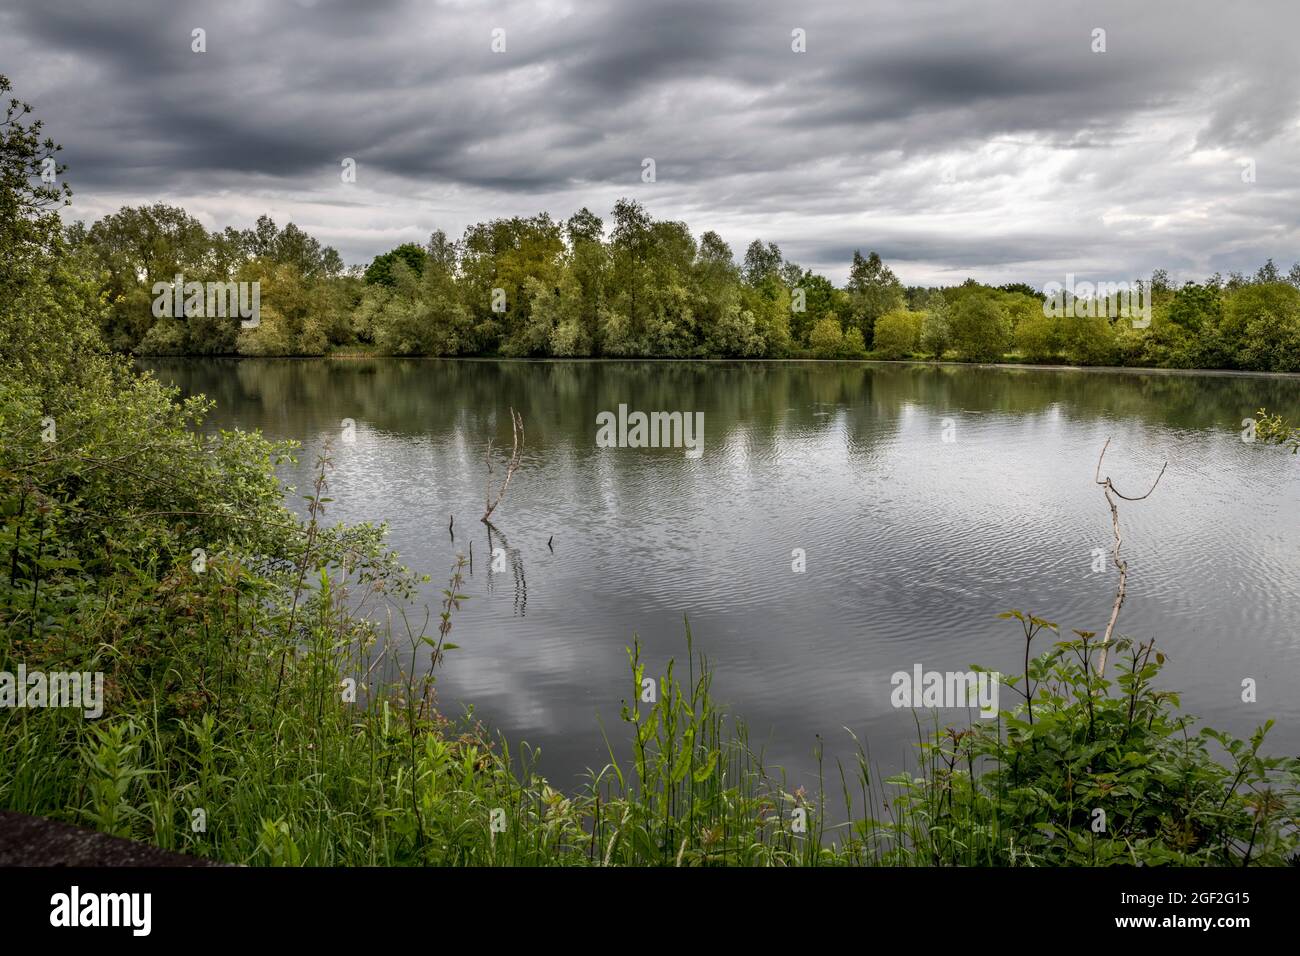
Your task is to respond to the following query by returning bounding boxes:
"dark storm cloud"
[1,0,1297,282]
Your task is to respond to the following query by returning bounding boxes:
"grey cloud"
[0,0,1297,284]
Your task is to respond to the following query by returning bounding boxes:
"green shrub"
[949,293,1011,362]
[1012,311,1058,362]
[808,314,845,358]
[872,308,923,359]
[862,612,1300,866]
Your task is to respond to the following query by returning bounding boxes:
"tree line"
[68,200,1300,371]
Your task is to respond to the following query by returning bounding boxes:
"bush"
[949,293,1011,362]
[872,308,923,359]
[808,315,845,358]
[1059,314,1118,365]
[919,306,951,359]
[1012,311,1058,362]
[840,326,867,358]
[867,612,1300,866]
[1229,283,1300,372]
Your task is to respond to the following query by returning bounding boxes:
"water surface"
[144,358,1300,789]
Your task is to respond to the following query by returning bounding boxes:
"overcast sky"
[3,0,1298,285]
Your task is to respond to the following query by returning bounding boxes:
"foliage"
[872,308,924,359]
[43,182,1300,370]
[948,290,1011,362]
[363,242,426,287]
[1012,311,1058,362]
[846,251,904,348]
[918,293,952,359]
[1254,408,1300,453]
[807,313,865,359]
[860,614,1300,866]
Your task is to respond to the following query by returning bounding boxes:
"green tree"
[742,240,783,287]
[846,250,904,347]
[1058,313,1117,365]
[739,283,786,357]
[808,315,845,358]
[602,198,655,353]
[515,272,585,357]
[806,312,864,358]
[85,204,215,351]
[696,231,754,356]
[790,271,841,348]
[841,325,867,358]
[364,242,427,287]
[918,292,952,359]
[1013,311,1059,362]
[1227,283,1300,372]
[949,292,1011,361]
[565,208,607,353]
[0,74,105,390]
[873,308,923,359]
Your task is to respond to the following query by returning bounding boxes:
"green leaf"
[692,750,719,783]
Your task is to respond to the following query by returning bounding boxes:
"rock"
[0,811,225,866]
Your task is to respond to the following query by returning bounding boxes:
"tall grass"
[3,421,1298,866]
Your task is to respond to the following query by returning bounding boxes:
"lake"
[144,358,1300,793]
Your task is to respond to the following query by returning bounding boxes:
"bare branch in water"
[482,407,523,524]
[1094,438,1167,677]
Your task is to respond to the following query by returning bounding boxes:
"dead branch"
[482,407,523,524]
[1094,438,1167,677]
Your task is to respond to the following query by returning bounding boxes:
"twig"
[1093,438,1167,677]
[481,408,523,524]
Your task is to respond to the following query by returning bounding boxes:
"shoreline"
[135,353,1300,381]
